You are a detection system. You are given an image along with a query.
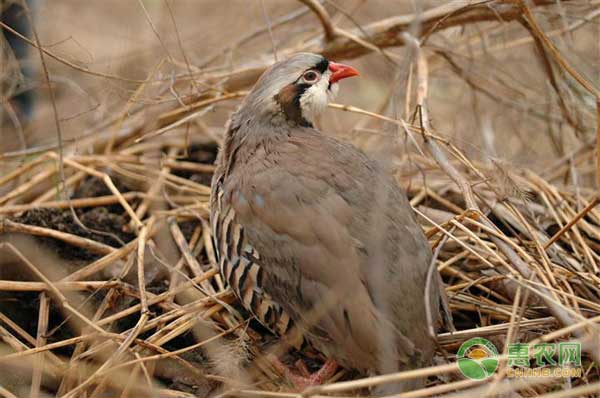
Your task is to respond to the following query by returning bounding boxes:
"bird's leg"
[294,359,312,377]
[269,355,338,390]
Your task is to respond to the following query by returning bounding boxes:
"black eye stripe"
[294,57,328,84]
[315,58,329,73]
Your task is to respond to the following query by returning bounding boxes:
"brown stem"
[298,0,336,41]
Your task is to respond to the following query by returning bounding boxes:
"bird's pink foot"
[269,356,338,390]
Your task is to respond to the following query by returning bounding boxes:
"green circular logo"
[457,337,499,380]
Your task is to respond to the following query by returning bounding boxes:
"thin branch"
[137,0,174,62]
[316,0,576,59]
[191,0,577,96]
[298,0,336,41]
[544,196,600,249]
[261,0,279,61]
[521,2,600,98]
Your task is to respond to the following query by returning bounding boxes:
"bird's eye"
[302,70,320,83]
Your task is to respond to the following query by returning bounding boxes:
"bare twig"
[298,0,336,41]
[544,196,600,249]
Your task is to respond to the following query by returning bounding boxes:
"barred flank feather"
[211,177,293,337]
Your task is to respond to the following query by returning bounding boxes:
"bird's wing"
[222,131,421,368]
[211,169,294,337]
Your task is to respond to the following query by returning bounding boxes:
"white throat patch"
[299,69,338,124]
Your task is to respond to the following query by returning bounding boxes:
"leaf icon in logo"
[457,337,499,380]
[481,358,499,376]
[458,358,488,380]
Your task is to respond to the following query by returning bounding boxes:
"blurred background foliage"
[2,0,598,176]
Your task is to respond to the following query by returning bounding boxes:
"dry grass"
[0,1,599,397]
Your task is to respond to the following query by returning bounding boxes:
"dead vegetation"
[0,1,599,397]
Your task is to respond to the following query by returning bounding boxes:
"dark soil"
[178,220,201,242]
[8,173,138,261]
[13,207,135,261]
[72,175,133,213]
[172,143,219,187]
[0,291,78,357]
[72,175,131,199]
[0,148,223,397]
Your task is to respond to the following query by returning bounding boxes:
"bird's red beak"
[328,62,359,84]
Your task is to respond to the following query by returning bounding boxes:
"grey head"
[234,53,359,128]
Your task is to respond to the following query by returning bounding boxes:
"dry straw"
[0,1,598,397]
